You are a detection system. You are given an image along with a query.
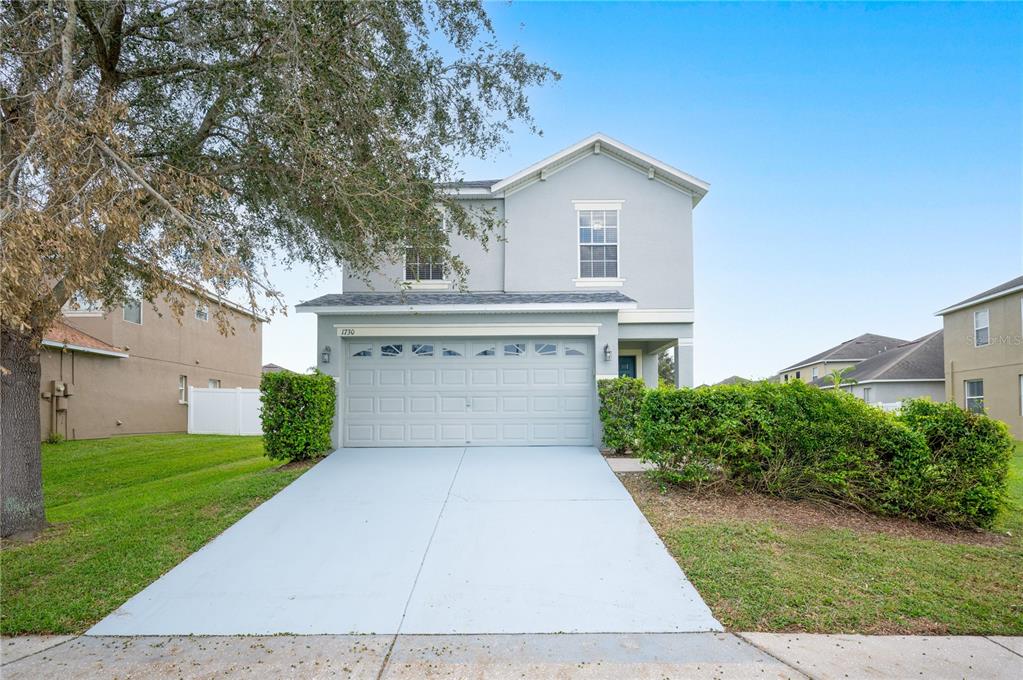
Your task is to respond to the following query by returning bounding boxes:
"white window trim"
[405,279,452,291]
[207,378,221,388]
[973,308,989,347]
[575,202,623,284]
[178,375,188,404]
[964,379,984,413]
[123,300,143,325]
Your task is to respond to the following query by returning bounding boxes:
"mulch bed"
[618,472,1010,547]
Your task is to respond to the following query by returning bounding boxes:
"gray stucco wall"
[503,152,694,309]
[847,381,946,404]
[343,198,506,292]
[314,310,620,447]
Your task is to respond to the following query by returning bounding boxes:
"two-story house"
[41,291,264,440]
[297,133,707,447]
[936,275,1023,437]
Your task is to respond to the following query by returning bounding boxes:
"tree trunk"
[1,325,46,539]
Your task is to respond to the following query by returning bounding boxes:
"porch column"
[675,341,694,388]
[641,352,659,389]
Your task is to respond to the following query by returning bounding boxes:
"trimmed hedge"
[597,377,647,453]
[617,380,1012,529]
[897,398,1013,527]
[260,369,336,461]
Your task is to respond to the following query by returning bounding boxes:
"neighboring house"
[298,133,707,447]
[41,293,263,440]
[936,275,1023,437]
[715,375,752,386]
[779,333,906,384]
[262,363,291,374]
[813,330,946,404]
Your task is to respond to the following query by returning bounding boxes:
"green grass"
[632,440,1023,634]
[0,434,309,634]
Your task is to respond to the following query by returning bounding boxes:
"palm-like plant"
[828,366,858,390]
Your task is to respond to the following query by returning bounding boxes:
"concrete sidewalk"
[4,633,1021,679]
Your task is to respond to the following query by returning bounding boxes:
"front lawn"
[623,440,1023,634]
[0,434,310,634]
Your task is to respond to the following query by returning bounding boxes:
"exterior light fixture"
[603,344,613,361]
[321,345,332,364]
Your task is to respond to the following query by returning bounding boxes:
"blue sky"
[265,1,1023,384]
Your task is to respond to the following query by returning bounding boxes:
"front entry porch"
[618,338,692,388]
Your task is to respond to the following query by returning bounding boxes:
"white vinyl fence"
[187,386,263,436]
[876,401,903,413]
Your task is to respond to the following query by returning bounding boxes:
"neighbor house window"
[123,299,142,324]
[208,379,221,388]
[578,209,619,278]
[64,292,103,316]
[811,367,819,381]
[862,386,872,403]
[974,309,989,347]
[195,303,209,322]
[178,375,188,403]
[964,379,984,413]
[1020,374,1023,416]
[404,247,445,281]
[795,371,801,380]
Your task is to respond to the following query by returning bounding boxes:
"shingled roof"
[814,330,944,387]
[43,321,128,358]
[781,333,906,373]
[297,291,636,309]
[936,274,1023,315]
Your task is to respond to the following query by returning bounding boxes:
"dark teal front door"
[618,355,637,378]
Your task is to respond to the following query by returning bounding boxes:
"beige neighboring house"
[778,333,906,384]
[41,293,263,440]
[936,275,1023,437]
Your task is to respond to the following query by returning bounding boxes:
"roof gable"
[488,133,709,204]
[781,333,906,373]
[814,330,944,385]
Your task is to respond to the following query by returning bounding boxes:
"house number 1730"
[339,328,355,336]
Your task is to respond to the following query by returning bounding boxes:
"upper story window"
[811,367,819,380]
[404,247,446,282]
[195,303,209,322]
[578,208,619,279]
[973,309,989,347]
[123,299,143,325]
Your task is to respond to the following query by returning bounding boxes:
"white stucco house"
[297,133,707,447]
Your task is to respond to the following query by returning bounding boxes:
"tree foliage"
[1,0,558,335]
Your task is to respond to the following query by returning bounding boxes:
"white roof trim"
[334,322,601,337]
[301,301,636,315]
[42,339,129,359]
[934,282,1023,316]
[489,133,710,204]
[820,378,945,389]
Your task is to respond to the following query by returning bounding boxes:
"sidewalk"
[4,632,1021,679]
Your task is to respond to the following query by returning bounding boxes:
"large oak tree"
[0,0,557,537]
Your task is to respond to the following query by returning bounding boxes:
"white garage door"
[342,337,594,447]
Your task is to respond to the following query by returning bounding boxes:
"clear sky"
[263,1,1023,384]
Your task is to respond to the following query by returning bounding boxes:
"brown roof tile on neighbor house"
[43,320,128,357]
[261,363,291,374]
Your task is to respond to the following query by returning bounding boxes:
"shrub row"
[598,377,1013,528]
[260,369,336,461]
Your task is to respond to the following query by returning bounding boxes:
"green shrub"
[637,381,1011,528]
[598,377,647,453]
[260,370,336,461]
[897,399,1013,527]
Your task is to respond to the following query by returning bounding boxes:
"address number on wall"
[339,328,356,336]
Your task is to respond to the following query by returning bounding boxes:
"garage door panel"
[501,369,528,385]
[379,369,405,386]
[342,337,594,447]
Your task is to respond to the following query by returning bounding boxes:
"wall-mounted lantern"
[603,344,613,362]
[321,345,332,364]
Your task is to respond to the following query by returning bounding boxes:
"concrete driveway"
[89,446,719,635]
